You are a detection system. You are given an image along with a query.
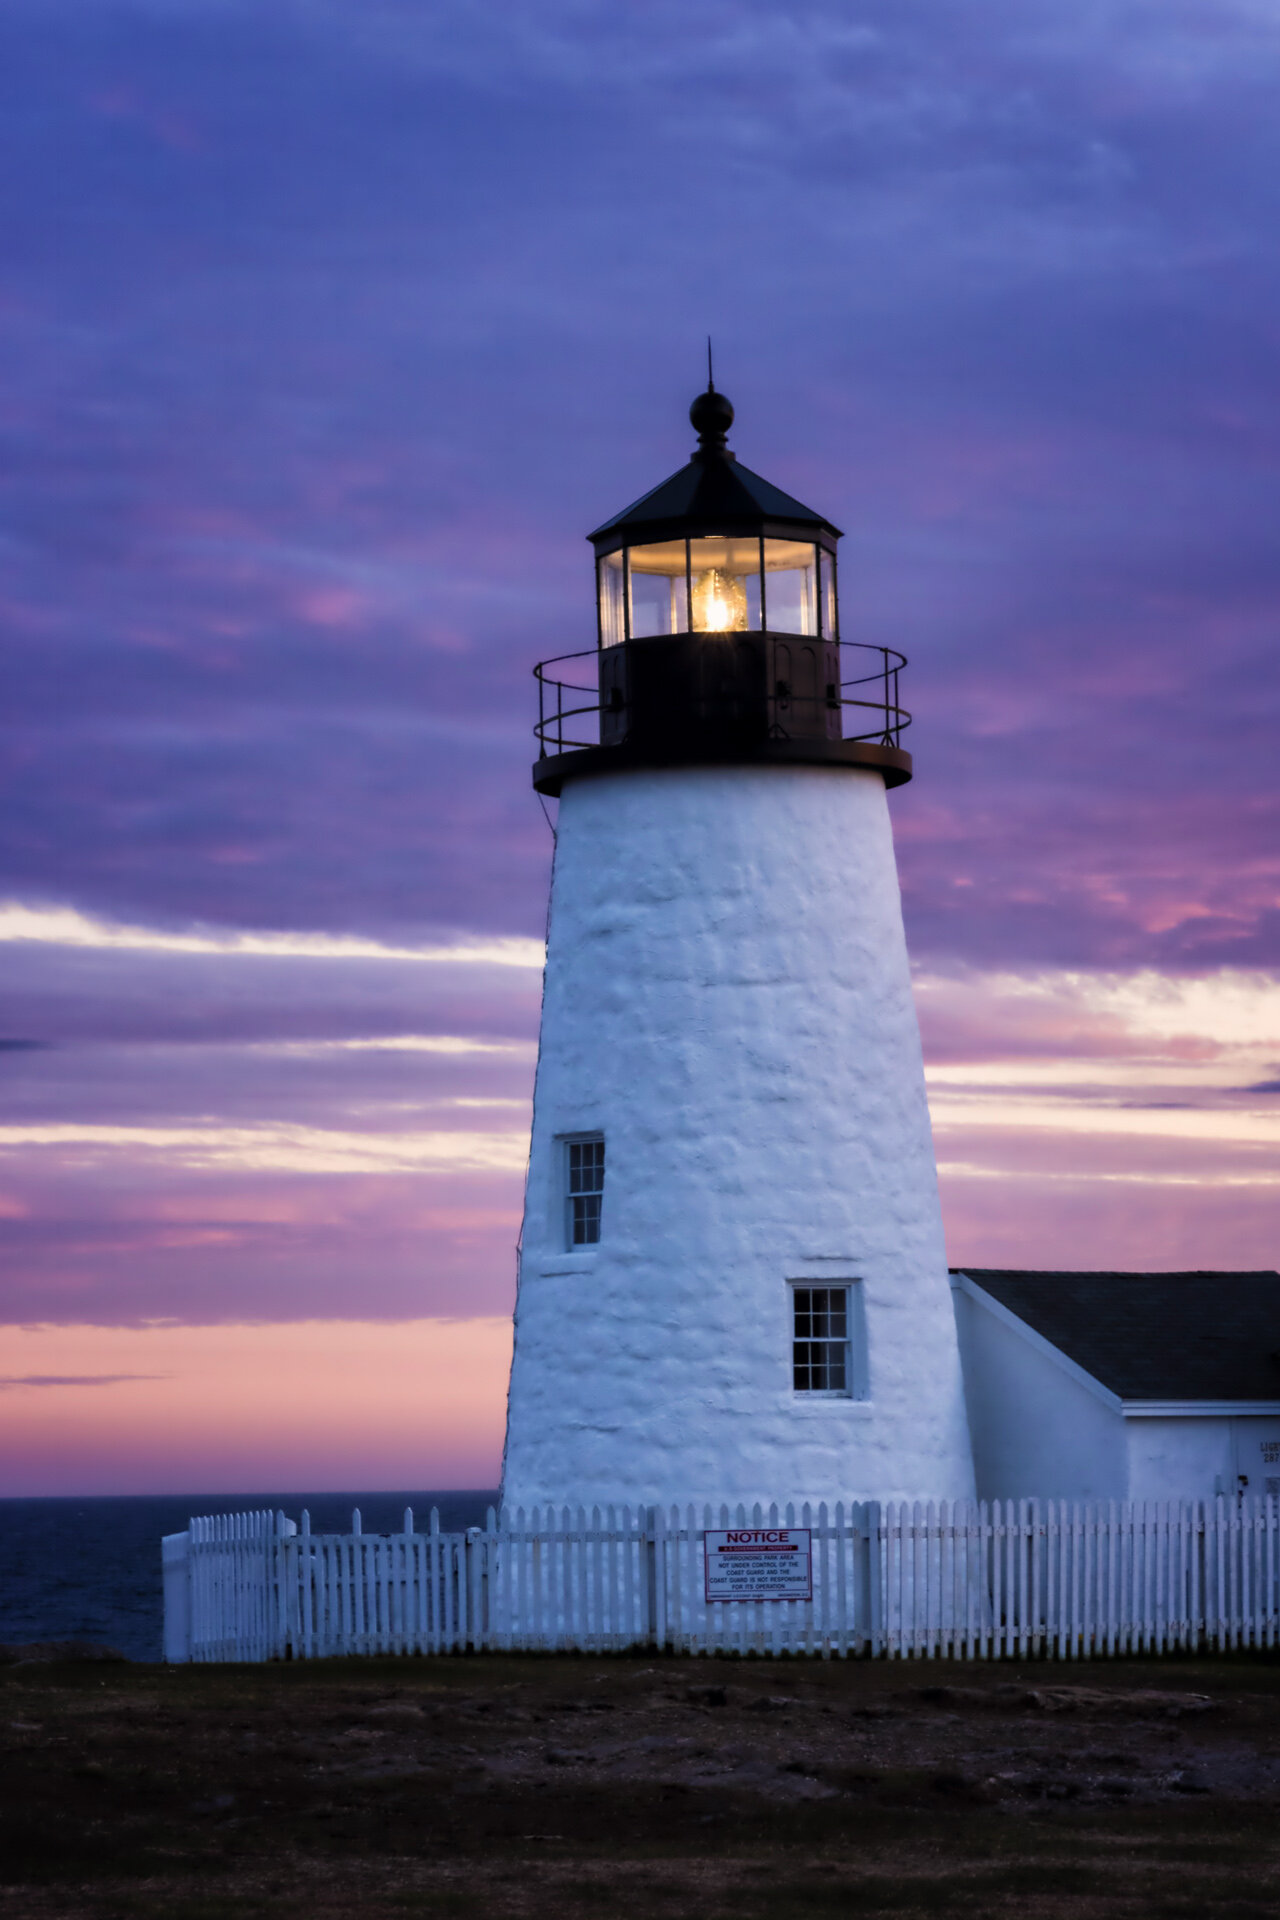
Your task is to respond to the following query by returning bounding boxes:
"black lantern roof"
[588,387,841,553]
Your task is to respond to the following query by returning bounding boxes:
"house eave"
[950,1270,1122,1413]
[1121,1400,1280,1419]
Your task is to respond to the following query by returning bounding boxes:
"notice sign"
[704,1528,813,1602]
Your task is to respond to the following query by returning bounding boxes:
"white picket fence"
[162,1497,1280,1664]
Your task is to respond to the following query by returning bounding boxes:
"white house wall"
[1124,1418,1234,1502]
[952,1285,1125,1501]
[502,764,975,1512]
[1125,1416,1280,1502]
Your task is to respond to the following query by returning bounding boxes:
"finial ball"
[690,387,734,444]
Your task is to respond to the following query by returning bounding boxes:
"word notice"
[703,1528,813,1602]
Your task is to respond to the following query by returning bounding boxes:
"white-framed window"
[563,1135,604,1249]
[790,1282,865,1397]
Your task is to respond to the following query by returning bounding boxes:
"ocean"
[0,1490,498,1663]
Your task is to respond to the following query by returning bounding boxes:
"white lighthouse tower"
[502,383,974,1512]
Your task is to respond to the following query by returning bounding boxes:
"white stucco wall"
[502,763,975,1512]
[1127,1416,1280,1502]
[952,1281,1126,1501]
[1125,1419,1233,1502]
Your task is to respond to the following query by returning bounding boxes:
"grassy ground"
[3,1650,1280,1918]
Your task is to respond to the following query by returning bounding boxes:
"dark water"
[0,1491,498,1663]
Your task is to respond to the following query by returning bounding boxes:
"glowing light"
[692,568,747,632]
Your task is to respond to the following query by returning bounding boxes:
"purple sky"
[2,1,1278,1492]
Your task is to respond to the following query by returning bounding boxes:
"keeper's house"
[952,1269,1280,1505]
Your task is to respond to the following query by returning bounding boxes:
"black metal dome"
[588,385,841,556]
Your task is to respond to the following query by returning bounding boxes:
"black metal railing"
[838,641,910,748]
[535,648,605,756]
[534,639,910,758]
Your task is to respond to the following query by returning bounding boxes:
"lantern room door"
[768,638,841,741]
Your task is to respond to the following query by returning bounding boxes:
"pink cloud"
[91,84,203,152]
[295,585,369,629]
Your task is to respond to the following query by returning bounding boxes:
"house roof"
[954,1269,1280,1403]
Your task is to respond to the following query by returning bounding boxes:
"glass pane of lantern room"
[818,546,837,641]
[764,540,817,635]
[598,550,626,647]
[688,537,762,632]
[626,540,689,637]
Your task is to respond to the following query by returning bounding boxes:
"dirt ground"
[3,1648,1280,1918]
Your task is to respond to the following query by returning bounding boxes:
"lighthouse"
[501,383,975,1513]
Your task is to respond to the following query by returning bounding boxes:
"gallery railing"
[533,639,910,759]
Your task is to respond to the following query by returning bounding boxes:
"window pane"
[816,1289,847,1338]
[571,1193,602,1245]
[568,1139,604,1193]
[764,540,817,635]
[599,552,626,648]
[629,571,685,637]
[627,541,688,636]
[794,1340,847,1391]
[689,536,761,633]
[818,546,838,641]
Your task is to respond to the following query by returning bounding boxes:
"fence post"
[644,1506,660,1649]
[465,1528,485,1651]
[864,1502,883,1657]
[275,1510,299,1659]
[162,1531,191,1663]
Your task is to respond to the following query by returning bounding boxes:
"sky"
[1,0,1278,1496]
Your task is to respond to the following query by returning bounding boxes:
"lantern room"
[597,535,836,645]
[532,383,912,796]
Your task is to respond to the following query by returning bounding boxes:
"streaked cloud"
[0,903,544,971]
[0,1120,529,1175]
[928,1096,1280,1148]
[914,966,1280,1067]
[0,1373,167,1390]
[937,1161,1279,1191]
[255,1035,536,1057]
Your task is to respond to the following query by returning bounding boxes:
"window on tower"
[564,1136,605,1248]
[792,1285,853,1394]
